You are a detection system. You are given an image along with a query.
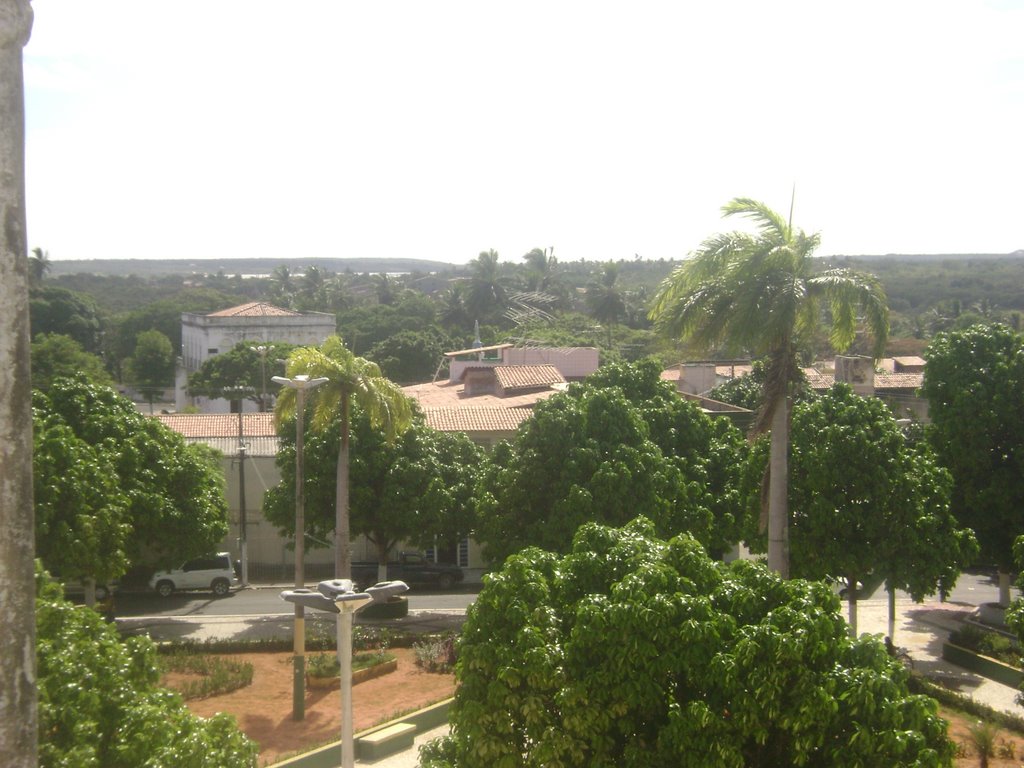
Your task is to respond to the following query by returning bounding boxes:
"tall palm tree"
[585,263,627,347]
[522,246,557,292]
[30,246,50,284]
[650,197,888,577]
[275,336,414,578]
[467,249,508,323]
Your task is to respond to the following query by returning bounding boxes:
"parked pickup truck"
[352,552,464,590]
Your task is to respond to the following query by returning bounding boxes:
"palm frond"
[722,197,791,241]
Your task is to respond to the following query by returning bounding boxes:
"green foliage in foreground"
[422,518,954,768]
[36,571,257,768]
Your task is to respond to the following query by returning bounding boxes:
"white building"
[176,301,335,413]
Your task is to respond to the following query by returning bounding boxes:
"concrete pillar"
[0,2,36,766]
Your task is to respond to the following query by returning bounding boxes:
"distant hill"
[826,252,1024,262]
[48,257,461,277]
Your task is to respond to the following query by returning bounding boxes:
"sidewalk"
[854,596,1022,716]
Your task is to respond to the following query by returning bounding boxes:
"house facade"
[176,301,335,413]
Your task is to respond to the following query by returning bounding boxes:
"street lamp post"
[282,579,409,768]
[272,374,328,721]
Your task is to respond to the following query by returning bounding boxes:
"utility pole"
[237,411,248,587]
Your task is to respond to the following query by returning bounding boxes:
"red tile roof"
[155,412,278,438]
[493,364,565,392]
[423,407,534,433]
[874,372,923,389]
[403,380,557,409]
[206,301,300,318]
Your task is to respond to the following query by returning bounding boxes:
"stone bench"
[357,722,417,762]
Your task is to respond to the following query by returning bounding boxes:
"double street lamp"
[272,374,328,721]
[282,579,409,768]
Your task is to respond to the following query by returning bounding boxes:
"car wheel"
[156,580,174,598]
[437,573,455,590]
[211,578,230,597]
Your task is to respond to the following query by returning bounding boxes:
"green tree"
[275,336,414,578]
[422,518,953,768]
[187,340,296,411]
[29,285,104,354]
[30,246,51,284]
[31,333,113,390]
[38,377,229,572]
[466,249,509,324]
[521,246,560,293]
[922,322,1024,604]
[650,197,889,577]
[33,406,131,603]
[265,409,482,579]
[476,369,744,565]
[36,570,257,767]
[123,329,175,413]
[774,385,976,636]
[365,328,454,384]
[585,263,627,347]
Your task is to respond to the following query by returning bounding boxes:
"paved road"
[113,583,479,618]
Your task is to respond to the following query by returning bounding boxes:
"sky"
[21,1,1024,266]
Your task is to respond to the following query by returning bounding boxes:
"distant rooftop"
[491,364,566,393]
[423,407,534,434]
[206,301,301,318]
[156,412,278,437]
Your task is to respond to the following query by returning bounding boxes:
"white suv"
[149,552,239,598]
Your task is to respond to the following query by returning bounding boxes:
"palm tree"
[466,249,508,323]
[650,197,888,577]
[30,246,50,284]
[275,336,414,578]
[585,263,627,347]
[522,246,557,292]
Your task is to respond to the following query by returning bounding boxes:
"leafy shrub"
[949,624,1023,667]
[413,634,458,673]
[423,518,955,768]
[159,651,254,700]
[306,650,396,678]
[36,569,257,767]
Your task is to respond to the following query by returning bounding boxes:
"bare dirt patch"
[945,708,1024,767]
[167,647,454,766]
[165,651,1023,767]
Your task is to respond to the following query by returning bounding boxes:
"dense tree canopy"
[30,333,113,390]
[29,285,104,354]
[422,518,953,768]
[123,329,175,411]
[921,323,1024,578]
[36,570,256,767]
[187,340,297,410]
[476,361,746,565]
[35,377,229,577]
[755,385,977,634]
[264,408,480,567]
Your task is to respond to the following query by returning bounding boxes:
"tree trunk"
[376,539,390,584]
[335,392,352,579]
[766,396,790,577]
[887,580,896,643]
[846,575,858,637]
[998,570,1012,607]
[0,2,37,764]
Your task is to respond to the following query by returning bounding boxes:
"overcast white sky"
[22,1,1024,265]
